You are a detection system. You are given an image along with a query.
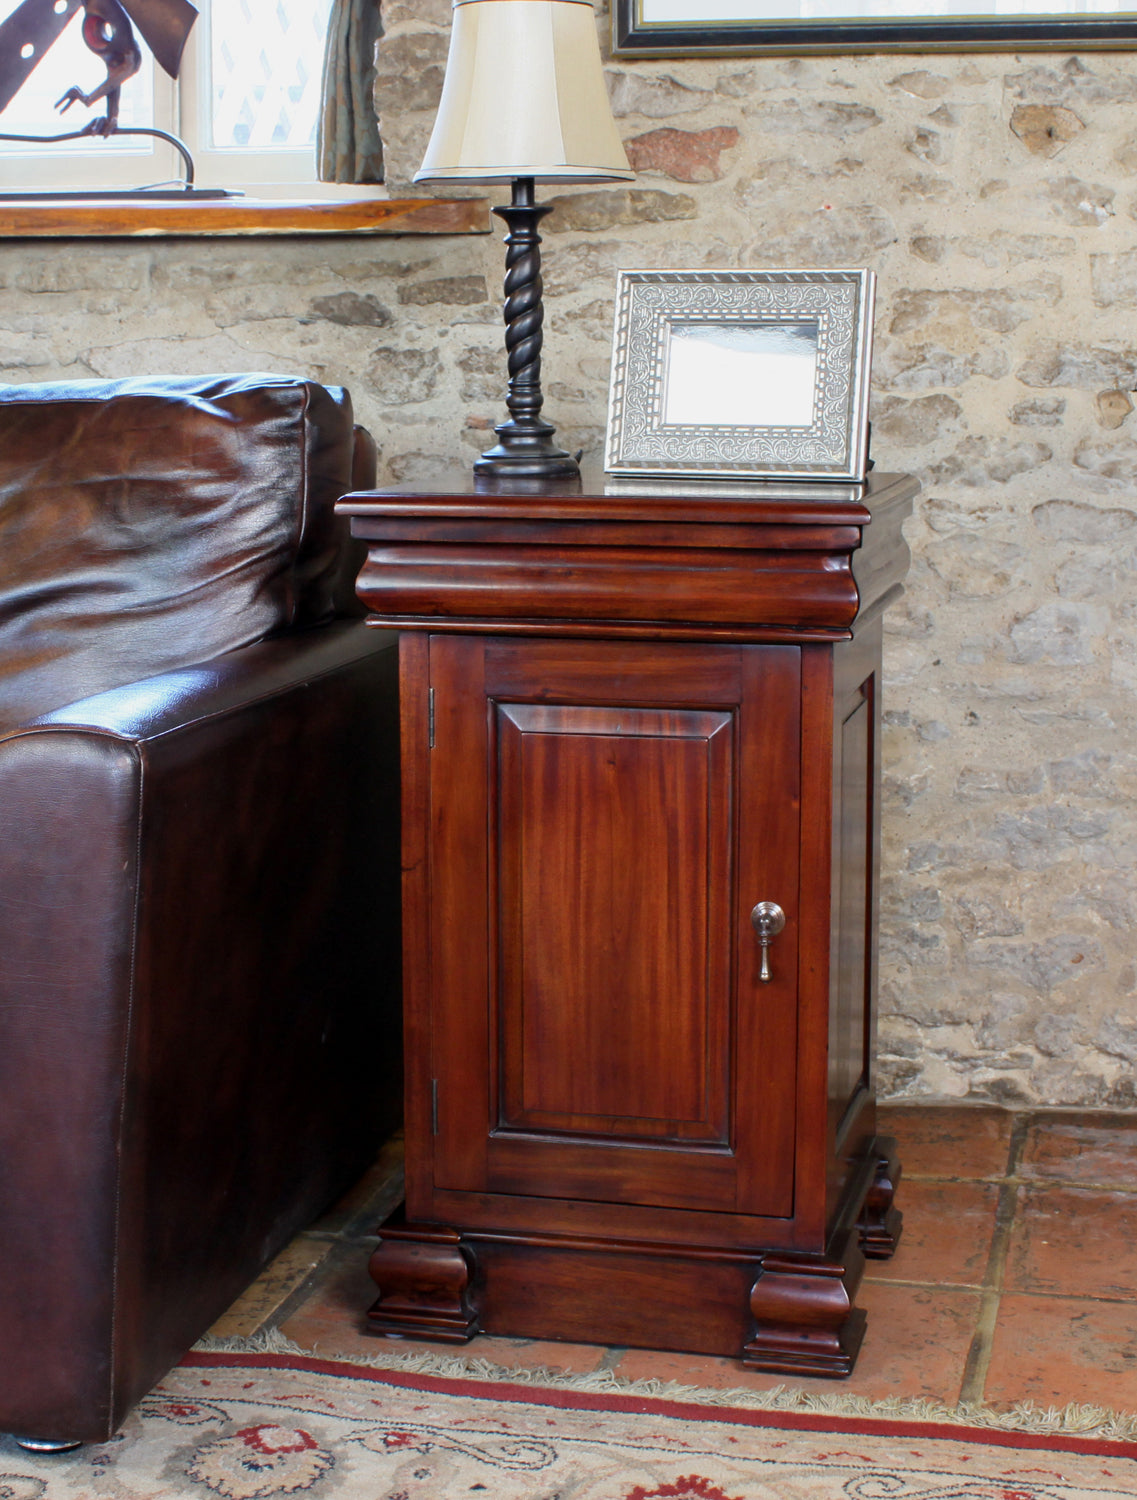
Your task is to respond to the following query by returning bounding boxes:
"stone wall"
[3,1,1137,1103]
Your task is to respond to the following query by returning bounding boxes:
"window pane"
[208,0,334,152]
[0,0,154,155]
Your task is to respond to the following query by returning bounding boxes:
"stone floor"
[208,1103,1137,1413]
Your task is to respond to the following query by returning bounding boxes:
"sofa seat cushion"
[0,374,355,732]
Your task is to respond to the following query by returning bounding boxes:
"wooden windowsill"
[0,195,490,238]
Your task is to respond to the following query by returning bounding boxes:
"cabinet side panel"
[825,621,886,1235]
[831,685,872,1144]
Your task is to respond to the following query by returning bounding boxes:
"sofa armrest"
[22,619,394,743]
[0,617,401,1441]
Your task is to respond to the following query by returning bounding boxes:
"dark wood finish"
[367,1217,479,1342]
[342,469,916,1373]
[744,1229,867,1376]
[475,177,579,478]
[0,195,489,238]
[858,1136,904,1259]
[425,636,799,1218]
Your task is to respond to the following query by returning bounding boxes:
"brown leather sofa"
[0,374,401,1447]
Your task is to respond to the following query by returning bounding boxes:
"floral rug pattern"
[2,1354,1135,1499]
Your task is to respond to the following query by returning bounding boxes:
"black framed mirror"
[612,0,1137,57]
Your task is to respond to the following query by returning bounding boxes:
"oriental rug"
[4,1352,1137,1500]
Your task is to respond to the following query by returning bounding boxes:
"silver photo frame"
[604,268,875,482]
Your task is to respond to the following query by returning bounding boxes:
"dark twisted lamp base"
[475,176,580,481]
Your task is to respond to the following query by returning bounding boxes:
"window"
[0,0,372,196]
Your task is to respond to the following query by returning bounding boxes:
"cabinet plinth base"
[857,1135,904,1260]
[743,1240,867,1377]
[363,1155,896,1377]
[367,1220,479,1343]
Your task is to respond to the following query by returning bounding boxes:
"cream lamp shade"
[414,0,634,185]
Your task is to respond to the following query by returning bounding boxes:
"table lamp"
[414,0,633,480]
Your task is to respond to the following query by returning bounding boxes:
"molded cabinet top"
[340,470,918,643]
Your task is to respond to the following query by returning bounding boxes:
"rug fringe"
[192,1331,1137,1442]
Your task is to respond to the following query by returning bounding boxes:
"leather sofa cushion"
[0,374,356,732]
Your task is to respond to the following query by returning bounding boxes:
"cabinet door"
[426,636,800,1219]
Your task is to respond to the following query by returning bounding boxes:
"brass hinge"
[428,687,435,750]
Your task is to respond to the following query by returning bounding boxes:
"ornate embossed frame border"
[604,269,875,483]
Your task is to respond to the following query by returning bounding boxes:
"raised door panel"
[497,701,732,1145]
[427,636,801,1220]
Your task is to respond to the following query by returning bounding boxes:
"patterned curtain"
[317,0,384,184]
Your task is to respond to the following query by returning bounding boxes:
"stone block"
[1009,104,1085,157]
[1008,602,1108,667]
[606,71,712,119]
[1042,176,1115,227]
[1090,249,1137,308]
[1010,398,1066,427]
[1004,57,1137,107]
[308,293,394,328]
[544,189,698,231]
[965,935,1106,993]
[889,284,1061,338]
[1074,435,1137,481]
[397,277,489,306]
[746,98,881,136]
[907,125,952,166]
[1032,498,1137,542]
[1017,343,1137,390]
[875,341,1008,391]
[870,394,964,450]
[1096,390,1133,429]
[889,70,954,99]
[374,31,447,113]
[625,127,740,183]
[457,346,502,403]
[924,535,1029,599]
[927,436,1052,487]
[362,346,442,405]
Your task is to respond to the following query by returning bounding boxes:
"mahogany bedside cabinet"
[338,468,916,1376]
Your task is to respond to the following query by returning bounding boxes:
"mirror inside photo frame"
[662,320,820,429]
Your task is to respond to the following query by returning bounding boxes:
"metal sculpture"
[0,0,200,189]
[0,0,197,117]
[55,0,145,136]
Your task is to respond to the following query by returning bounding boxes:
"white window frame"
[0,2,387,199]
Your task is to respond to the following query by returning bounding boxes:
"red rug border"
[180,1351,1137,1462]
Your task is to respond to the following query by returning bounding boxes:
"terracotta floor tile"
[607,1347,782,1392]
[208,1237,334,1341]
[984,1292,1137,1411]
[610,1283,979,1406]
[1020,1113,1137,1190]
[1005,1185,1137,1300]
[877,1103,1014,1180]
[863,1177,1000,1288]
[280,1242,397,1362]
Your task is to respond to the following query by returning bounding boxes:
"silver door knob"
[750,901,786,983]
